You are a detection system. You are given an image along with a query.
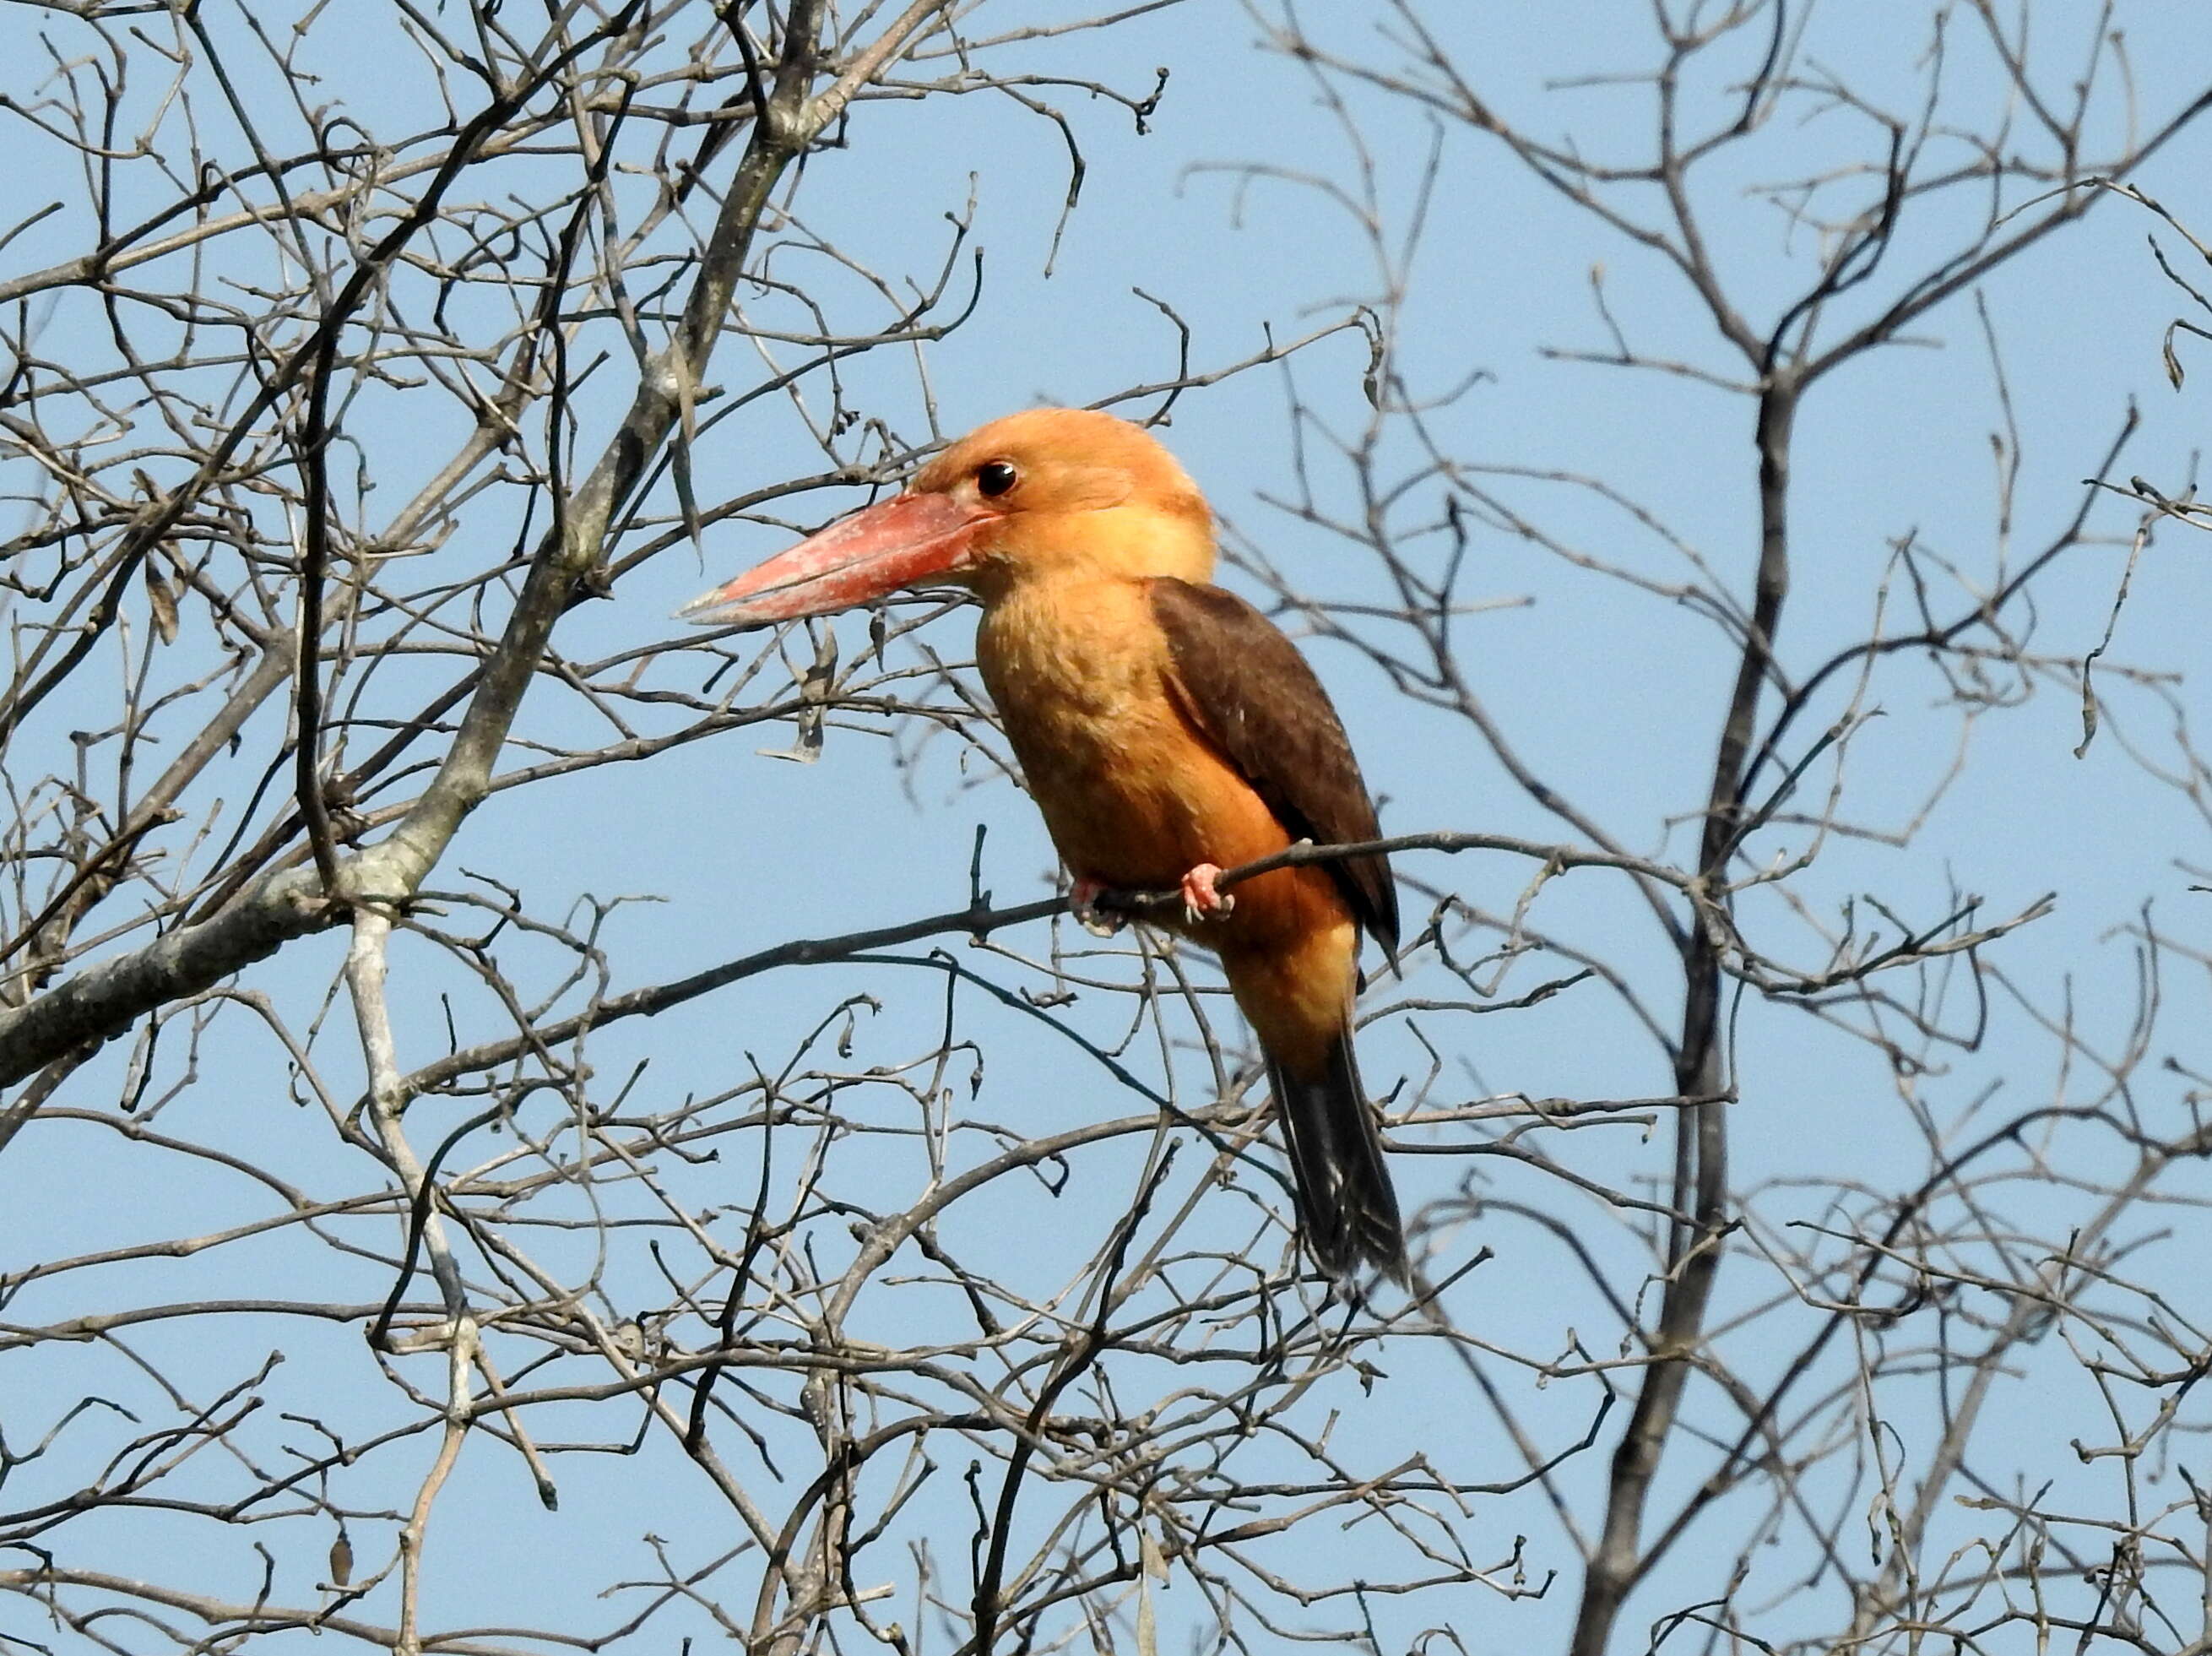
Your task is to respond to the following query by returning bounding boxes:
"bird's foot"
[1179,863,1236,926]
[1070,876,1126,937]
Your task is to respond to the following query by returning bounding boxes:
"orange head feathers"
[679,408,1215,626]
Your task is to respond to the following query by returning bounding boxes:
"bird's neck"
[974,570,1161,714]
[966,510,1215,605]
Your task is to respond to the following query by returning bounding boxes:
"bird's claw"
[1179,863,1235,926]
[1070,877,1126,937]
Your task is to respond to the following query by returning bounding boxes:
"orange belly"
[977,573,1360,1072]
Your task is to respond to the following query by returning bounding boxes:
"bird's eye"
[977,460,1019,498]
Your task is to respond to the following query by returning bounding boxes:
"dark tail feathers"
[1267,1028,1407,1287]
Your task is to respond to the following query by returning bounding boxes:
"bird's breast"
[977,579,1289,896]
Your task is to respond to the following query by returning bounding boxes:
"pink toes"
[1070,876,1125,936]
[1179,862,1235,925]
[1071,867,1236,931]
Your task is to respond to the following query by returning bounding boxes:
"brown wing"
[1149,578,1399,953]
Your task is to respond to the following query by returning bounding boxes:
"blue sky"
[6,2,2212,1651]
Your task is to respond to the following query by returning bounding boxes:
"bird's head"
[678,408,1215,627]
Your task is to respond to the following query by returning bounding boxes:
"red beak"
[677,491,993,627]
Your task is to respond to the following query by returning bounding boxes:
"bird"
[681,408,1407,1285]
